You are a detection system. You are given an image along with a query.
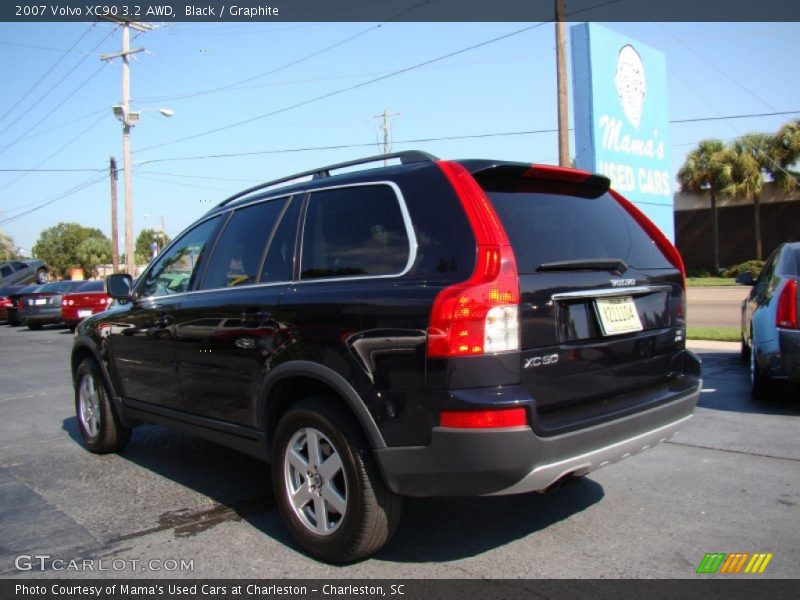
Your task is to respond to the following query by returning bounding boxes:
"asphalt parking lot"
[0,324,798,580]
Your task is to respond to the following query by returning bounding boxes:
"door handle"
[156,313,174,328]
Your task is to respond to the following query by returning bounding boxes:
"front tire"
[27,322,43,330]
[35,268,48,284]
[74,358,131,453]
[272,396,402,563]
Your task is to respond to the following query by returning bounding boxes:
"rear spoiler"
[456,160,611,199]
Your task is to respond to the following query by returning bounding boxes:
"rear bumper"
[23,308,62,324]
[778,328,800,383]
[374,381,700,497]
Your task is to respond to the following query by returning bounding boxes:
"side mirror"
[106,273,134,299]
[735,272,755,286]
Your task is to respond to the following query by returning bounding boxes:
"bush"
[686,267,711,278]
[722,260,764,279]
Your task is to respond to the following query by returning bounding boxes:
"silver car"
[739,242,800,399]
[0,260,49,286]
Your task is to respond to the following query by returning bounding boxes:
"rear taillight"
[776,279,798,329]
[609,189,686,289]
[440,408,527,429]
[427,161,520,357]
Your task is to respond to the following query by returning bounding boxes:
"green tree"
[677,139,731,274]
[135,228,171,263]
[0,229,15,260]
[723,133,775,260]
[32,223,110,278]
[76,236,112,278]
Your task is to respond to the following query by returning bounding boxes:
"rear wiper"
[536,258,628,273]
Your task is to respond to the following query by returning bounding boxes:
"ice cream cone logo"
[615,44,646,129]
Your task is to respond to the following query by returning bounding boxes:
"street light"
[111,104,173,276]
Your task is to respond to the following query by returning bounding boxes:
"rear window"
[76,280,105,292]
[485,191,673,274]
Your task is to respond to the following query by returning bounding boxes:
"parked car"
[20,280,83,330]
[71,151,701,562]
[738,241,800,399]
[0,285,23,322]
[61,280,112,331]
[0,259,48,286]
[5,284,39,326]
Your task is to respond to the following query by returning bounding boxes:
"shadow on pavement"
[378,477,604,563]
[696,350,800,415]
[62,417,604,562]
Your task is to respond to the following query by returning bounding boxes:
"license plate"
[78,309,93,318]
[34,298,47,305]
[595,296,643,336]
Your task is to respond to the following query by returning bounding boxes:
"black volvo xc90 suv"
[71,151,701,562]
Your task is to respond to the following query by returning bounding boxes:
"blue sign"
[571,23,674,241]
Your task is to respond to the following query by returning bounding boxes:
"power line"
[0,107,109,151]
[137,0,432,105]
[0,25,95,127]
[671,110,800,124]
[0,112,109,193]
[0,174,107,226]
[0,29,114,154]
[136,22,553,153]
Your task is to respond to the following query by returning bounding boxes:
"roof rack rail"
[216,150,439,208]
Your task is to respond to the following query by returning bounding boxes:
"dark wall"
[675,201,800,272]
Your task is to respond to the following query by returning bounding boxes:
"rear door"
[472,165,687,433]
[174,196,295,426]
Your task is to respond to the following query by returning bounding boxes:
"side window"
[201,198,288,290]
[138,217,221,298]
[300,185,410,280]
[756,250,778,296]
[260,197,298,283]
[0,265,12,278]
[12,262,28,271]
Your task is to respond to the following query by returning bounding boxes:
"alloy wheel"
[283,427,348,536]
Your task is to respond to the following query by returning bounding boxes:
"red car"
[61,280,111,330]
[0,285,22,322]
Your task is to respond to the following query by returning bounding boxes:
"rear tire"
[74,358,131,453]
[271,396,402,563]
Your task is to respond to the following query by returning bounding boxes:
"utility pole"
[373,110,400,163]
[100,18,151,276]
[110,157,119,273]
[555,0,570,167]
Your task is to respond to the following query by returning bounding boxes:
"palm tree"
[724,133,775,260]
[773,119,800,192]
[677,139,731,274]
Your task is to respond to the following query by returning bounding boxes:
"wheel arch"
[258,361,386,457]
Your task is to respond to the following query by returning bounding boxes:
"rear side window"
[485,191,673,274]
[201,198,288,290]
[300,185,410,280]
[0,265,11,278]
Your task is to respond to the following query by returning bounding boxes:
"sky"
[1,19,799,256]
